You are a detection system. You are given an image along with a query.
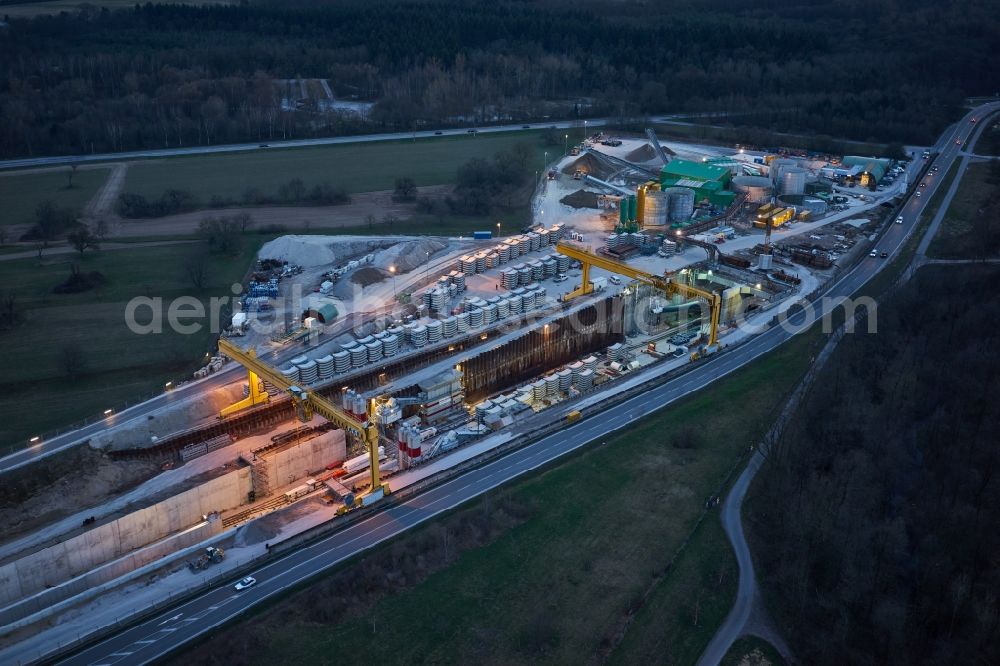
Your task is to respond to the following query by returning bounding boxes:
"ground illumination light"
[756,283,762,290]
[165,381,172,389]
[104,409,113,416]
[29,436,41,444]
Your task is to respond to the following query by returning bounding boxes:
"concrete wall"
[0,518,224,627]
[0,467,251,609]
[263,430,345,489]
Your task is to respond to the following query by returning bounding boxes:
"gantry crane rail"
[555,241,722,347]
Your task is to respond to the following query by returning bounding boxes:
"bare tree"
[233,211,254,234]
[365,213,376,230]
[185,253,211,290]
[94,218,109,240]
[67,226,100,255]
[59,343,87,379]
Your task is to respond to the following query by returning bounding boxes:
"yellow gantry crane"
[217,337,389,503]
[555,241,722,347]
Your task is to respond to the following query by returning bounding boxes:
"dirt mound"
[625,143,658,162]
[351,266,386,286]
[561,153,612,180]
[560,190,600,209]
[370,237,448,274]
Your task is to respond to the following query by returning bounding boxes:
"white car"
[609,276,622,285]
[896,216,904,224]
[915,191,921,198]
[870,249,878,258]
[234,576,256,591]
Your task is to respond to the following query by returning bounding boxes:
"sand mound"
[561,153,612,179]
[370,237,448,274]
[259,235,449,271]
[625,143,657,162]
[560,190,600,209]
[351,266,386,286]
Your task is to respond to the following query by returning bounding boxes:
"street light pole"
[564,134,568,155]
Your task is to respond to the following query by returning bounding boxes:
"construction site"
[0,127,914,662]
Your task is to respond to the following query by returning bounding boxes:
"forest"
[748,264,1000,665]
[1,0,998,158]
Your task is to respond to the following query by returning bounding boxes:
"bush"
[52,264,105,294]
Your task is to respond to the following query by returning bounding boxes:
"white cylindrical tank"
[779,167,807,195]
[642,189,668,227]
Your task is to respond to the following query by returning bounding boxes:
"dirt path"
[83,162,127,220]
[111,185,450,238]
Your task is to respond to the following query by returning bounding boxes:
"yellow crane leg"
[564,261,592,301]
[220,369,270,417]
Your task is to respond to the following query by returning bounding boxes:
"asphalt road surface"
[0,119,611,171]
[696,100,1000,666]
[54,103,998,666]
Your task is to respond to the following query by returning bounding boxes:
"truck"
[284,484,312,501]
[187,546,225,571]
[590,277,608,292]
[343,446,387,474]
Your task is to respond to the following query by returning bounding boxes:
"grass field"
[177,322,826,665]
[0,240,260,445]
[926,162,998,258]
[124,132,552,203]
[0,167,109,227]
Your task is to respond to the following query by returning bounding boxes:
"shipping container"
[473,230,493,240]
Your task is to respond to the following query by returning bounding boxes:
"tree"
[59,343,87,379]
[67,226,99,255]
[382,213,399,230]
[94,218,109,240]
[232,211,254,234]
[197,215,242,255]
[393,177,417,202]
[0,290,20,330]
[365,213,376,230]
[27,200,76,245]
[184,252,210,290]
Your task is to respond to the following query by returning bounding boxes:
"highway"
[695,100,999,666]
[0,119,610,171]
[53,101,999,666]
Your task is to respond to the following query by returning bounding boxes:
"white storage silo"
[642,189,669,227]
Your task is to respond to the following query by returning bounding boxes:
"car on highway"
[915,191,922,197]
[522,125,531,129]
[870,249,878,257]
[258,144,269,148]
[234,576,256,591]
[434,131,443,135]
[921,181,927,187]
[956,138,963,145]
[467,128,478,134]
[896,216,904,224]
[880,251,888,258]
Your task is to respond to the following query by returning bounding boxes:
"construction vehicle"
[555,242,722,349]
[217,338,389,509]
[188,546,225,571]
